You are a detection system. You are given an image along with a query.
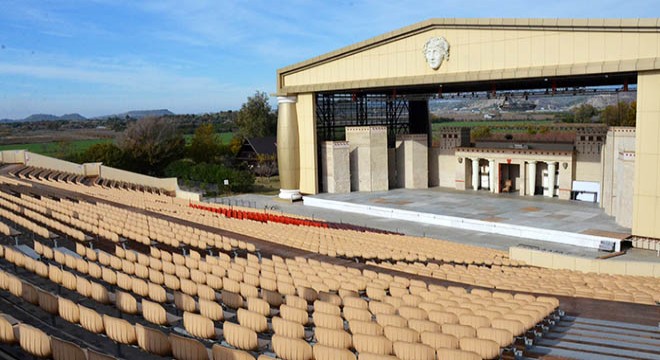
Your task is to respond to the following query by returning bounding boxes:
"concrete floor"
[208,188,659,263]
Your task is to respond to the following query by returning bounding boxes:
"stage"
[303,188,631,252]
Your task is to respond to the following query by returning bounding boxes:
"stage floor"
[308,187,631,238]
[212,189,660,261]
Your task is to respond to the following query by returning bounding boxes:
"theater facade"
[275,18,660,241]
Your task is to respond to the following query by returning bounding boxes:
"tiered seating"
[2,176,659,306]
[0,215,560,360]
[374,260,659,305]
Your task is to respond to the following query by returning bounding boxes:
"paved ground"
[208,188,659,263]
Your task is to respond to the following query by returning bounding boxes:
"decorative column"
[528,161,537,196]
[471,158,480,191]
[547,161,557,198]
[488,159,496,192]
[276,96,301,200]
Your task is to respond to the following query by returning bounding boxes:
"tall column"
[528,161,537,196]
[488,159,495,192]
[547,161,557,198]
[277,96,301,200]
[471,158,480,191]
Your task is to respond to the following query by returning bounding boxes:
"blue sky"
[0,0,656,119]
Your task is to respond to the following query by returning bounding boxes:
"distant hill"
[60,113,87,121]
[0,109,176,123]
[430,92,637,114]
[94,109,175,120]
[6,113,88,122]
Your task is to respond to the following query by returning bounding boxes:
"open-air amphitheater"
[0,151,657,360]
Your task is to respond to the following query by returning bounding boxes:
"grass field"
[184,132,234,145]
[433,119,556,128]
[0,139,113,157]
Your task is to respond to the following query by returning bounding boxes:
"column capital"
[546,160,558,165]
[277,96,297,104]
[528,160,537,165]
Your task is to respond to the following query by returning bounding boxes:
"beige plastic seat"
[435,348,481,360]
[135,323,172,357]
[476,327,514,347]
[272,334,313,360]
[262,289,284,307]
[314,327,352,349]
[51,336,86,360]
[348,319,383,336]
[237,308,268,333]
[148,282,167,303]
[221,290,244,309]
[491,318,525,337]
[247,297,271,317]
[223,322,258,351]
[342,296,368,309]
[384,326,420,343]
[115,290,138,314]
[19,323,51,358]
[343,306,372,322]
[0,314,19,343]
[420,331,459,350]
[272,316,305,339]
[392,341,435,360]
[313,312,344,330]
[142,299,169,325]
[428,311,459,325]
[285,295,308,310]
[353,334,393,355]
[103,314,137,345]
[442,323,476,339]
[212,344,256,360]
[313,343,356,360]
[369,301,396,315]
[407,319,441,334]
[358,353,398,360]
[79,305,105,333]
[200,298,225,321]
[183,312,216,339]
[459,337,500,359]
[459,314,490,329]
[37,289,59,315]
[313,300,341,316]
[175,291,198,313]
[280,304,309,325]
[376,314,408,328]
[170,333,210,360]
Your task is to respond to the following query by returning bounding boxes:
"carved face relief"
[423,36,449,70]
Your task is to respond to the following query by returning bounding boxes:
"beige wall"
[0,150,26,164]
[296,94,318,194]
[510,247,660,277]
[429,148,456,188]
[574,154,602,182]
[26,152,85,175]
[602,128,636,227]
[99,165,178,192]
[395,134,428,189]
[280,20,660,94]
[633,71,660,239]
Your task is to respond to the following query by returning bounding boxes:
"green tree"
[471,126,491,141]
[188,123,221,163]
[235,91,277,139]
[572,104,598,123]
[77,143,125,167]
[601,101,636,127]
[118,116,185,175]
